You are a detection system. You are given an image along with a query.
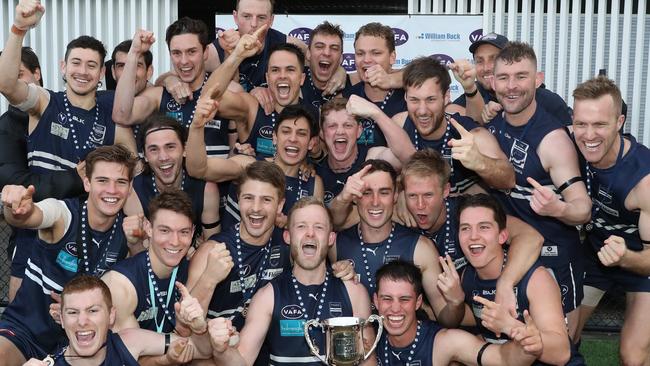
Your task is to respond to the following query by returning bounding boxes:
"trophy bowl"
[304,315,383,365]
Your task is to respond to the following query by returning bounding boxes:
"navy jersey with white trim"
[2,198,127,353]
[267,270,353,366]
[28,90,116,173]
[586,135,650,252]
[206,225,290,331]
[485,108,580,267]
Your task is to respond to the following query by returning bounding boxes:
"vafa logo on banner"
[215,14,483,100]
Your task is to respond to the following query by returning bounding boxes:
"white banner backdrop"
[216,14,482,100]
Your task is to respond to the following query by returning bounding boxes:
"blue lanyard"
[148,266,179,333]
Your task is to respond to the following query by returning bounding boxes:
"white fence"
[0,0,178,112]
[409,0,650,145]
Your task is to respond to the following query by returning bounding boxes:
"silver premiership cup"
[303,315,383,365]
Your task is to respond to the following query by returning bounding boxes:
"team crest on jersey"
[281,304,304,319]
[57,112,67,124]
[329,302,343,317]
[269,246,281,267]
[509,138,529,172]
[166,99,181,112]
[324,191,334,203]
[88,122,106,145]
[259,125,274,139]
[595,188,619,217]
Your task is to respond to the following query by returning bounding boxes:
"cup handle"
[363,314,384,360]
[303,319,328,364]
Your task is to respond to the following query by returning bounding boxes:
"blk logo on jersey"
[259,125,274,139]
[166,100,181,112]
[281,304,304,319]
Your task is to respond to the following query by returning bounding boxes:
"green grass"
[581,335,619,366]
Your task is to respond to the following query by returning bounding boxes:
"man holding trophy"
[209,197,379,366]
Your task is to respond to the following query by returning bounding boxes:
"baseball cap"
[469,32,509,54]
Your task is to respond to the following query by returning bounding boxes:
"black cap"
[469,32,509,54]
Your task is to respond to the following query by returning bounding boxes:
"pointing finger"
[176,281,191,300]
[354,164,373,179]
[526,177,544,191]
[449,117,471,138]
[473,295,495,307]
[252,24,268,41]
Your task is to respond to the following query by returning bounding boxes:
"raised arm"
[448,118,515,189]
[347,95,415,164]
[210,283,275,366]
[329,165,372,229]
[201,25,266,105]
[185,92,247,182]
[536,128,592,225]
[112,30,160,125]
[187,241,234,317]
[449,60,485,122]
[0,0,49,117]
[416,237,465,327]
[1,184,70,243]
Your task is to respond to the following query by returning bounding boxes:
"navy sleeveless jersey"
[109,251,189,333]
[159,82,230,159]
[343,84,406,147]
[206,226,290,331]
[453,83,573,126]
[403,113,480,193]
[336,223,419,296]
[301,67,352,112]
[462,260,540,342]
[267,270,354,366]
[133,169,206,224]
[462,260,585,365]
[377,320,441,366]
[485,108,580,266]
[316,145,369,205]
[586,135,650,252]
[1,198,127,353]
[246,104,319,159]
[53,330,139,366]
[223,168,317,229]
[214,28,286,92]
[28,90,116,173]
[420,196,466,270]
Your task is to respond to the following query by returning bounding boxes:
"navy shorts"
[546,260,584,314]
[583,244,650,293]
[0,319,47,361]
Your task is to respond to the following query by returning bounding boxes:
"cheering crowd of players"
[0,0,649,365]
